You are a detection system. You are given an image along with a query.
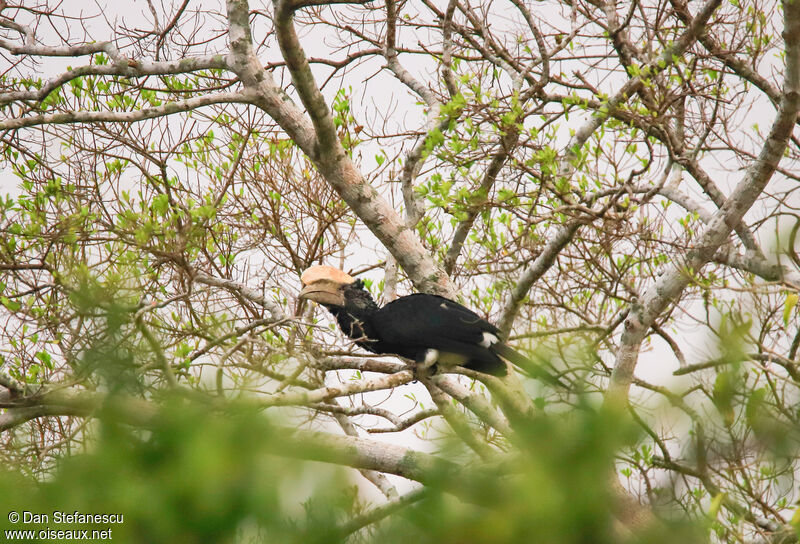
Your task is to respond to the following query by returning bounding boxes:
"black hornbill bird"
[299,265,555,381]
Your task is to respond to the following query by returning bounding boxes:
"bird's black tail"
[492,343,566,388]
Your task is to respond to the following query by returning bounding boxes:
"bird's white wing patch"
[480,332,498,348]
[419,349,468,369]
[420,349,440,369]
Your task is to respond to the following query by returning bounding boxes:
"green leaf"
[784,292,798,327]
[35,351,53,369]
[708,492,725,519]
[152,194,170,215]
[790,506,800,530]
[1,296,21,311]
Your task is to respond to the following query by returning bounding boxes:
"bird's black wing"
[371,293,498,348]
[369,293,563,383]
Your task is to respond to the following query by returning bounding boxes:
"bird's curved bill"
[299,284,345,306]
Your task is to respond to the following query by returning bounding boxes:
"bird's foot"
[413,362,439,381]
[409,349,441,382]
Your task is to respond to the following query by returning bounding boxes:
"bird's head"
[299,265,368,309]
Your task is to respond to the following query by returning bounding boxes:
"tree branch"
[607,0,800,402]
[497,0,723,336]
[0,91,253,131]
[444,126,520,274]
[193,271,287,321]
[259,370,414,408]
[227,0,455,296]
[0,55,229,106]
